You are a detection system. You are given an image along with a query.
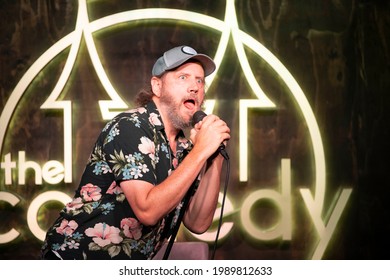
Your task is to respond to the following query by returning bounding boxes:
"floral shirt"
[41,101,197,259]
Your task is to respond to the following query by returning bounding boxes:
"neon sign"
[0,0,352,259]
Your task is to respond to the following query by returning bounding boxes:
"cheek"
[198,92,205,103]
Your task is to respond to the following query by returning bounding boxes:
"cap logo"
[181,46,197,55]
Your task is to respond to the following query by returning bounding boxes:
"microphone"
[192,111,229,160]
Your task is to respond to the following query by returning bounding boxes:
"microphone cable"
[164,111,230,260]
[162,148,230,260]
[210,151,230,260]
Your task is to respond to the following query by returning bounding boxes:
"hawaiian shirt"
[41,101,197,259]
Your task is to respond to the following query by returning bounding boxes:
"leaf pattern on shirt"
[41,102,196,260]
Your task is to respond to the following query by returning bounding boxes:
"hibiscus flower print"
[80,183,102,202]
[56,219,78,236]
[106,181,122,195]
[138,136,159,165]
[149,112,162,126]
[85,222,123,247]
[120,218,143,240]
[65,197,83,212]
[138,137,155,157]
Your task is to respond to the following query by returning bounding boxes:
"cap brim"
[165,54,216,77]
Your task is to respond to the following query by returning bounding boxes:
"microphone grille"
[192,111,207,126]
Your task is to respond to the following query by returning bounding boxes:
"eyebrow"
[177,71,204,79]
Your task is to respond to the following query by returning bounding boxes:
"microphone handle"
[217,143,229,160]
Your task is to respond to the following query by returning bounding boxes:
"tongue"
[184,101,195,110]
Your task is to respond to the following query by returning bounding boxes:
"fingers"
[194,114,225,130]
[195,114,230,145]
[205,115,230,139]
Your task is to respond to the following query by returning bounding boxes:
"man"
[41,45,230,259]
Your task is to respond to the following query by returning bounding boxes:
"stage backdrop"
[1,0,389,260]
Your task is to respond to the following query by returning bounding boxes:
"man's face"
[159,62,206,130]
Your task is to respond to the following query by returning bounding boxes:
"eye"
[197,78,205,85]
[179,75,187,80]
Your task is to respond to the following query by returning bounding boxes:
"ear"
[151,77,162,97]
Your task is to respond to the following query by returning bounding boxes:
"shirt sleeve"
[102,114,158,185]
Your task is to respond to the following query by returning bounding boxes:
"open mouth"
[183,99,196,110]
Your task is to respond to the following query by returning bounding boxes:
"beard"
[159,92,192,130]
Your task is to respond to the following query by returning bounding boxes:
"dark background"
[0,0,389,259]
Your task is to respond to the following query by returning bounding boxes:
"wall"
[0,0,389,260]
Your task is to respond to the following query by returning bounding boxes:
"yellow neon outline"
[0,192,20,243]
[27,191,72,241]
[0,0,350,259]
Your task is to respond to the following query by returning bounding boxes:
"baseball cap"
[152,46,216,77]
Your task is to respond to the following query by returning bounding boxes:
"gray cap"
[152,46,216,77]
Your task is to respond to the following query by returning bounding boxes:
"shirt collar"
[145,100,164,131]
[145,100,189,144]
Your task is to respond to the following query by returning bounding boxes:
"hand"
[190,114,230,158]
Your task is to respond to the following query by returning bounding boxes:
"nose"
[188,78,199,93]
